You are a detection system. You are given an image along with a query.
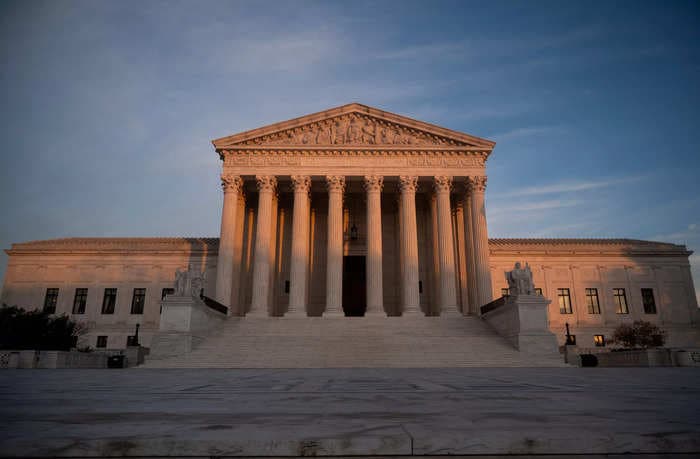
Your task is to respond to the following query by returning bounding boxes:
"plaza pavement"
[0,368,699,457]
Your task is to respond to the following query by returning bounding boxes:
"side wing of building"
[490,239,700,348]
[1,238,218,349]
[1,237,698,349]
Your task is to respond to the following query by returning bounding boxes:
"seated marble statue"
[174,264,207,298]
[505,262,536,296]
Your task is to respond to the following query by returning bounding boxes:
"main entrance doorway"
[342,256,366,316]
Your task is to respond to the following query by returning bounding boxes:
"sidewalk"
[1,368,698,457]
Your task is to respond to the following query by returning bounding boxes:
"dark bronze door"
[342,256,366,316]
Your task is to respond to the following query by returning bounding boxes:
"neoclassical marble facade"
[1,104,699,350]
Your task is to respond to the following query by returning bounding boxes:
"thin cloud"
[650,223,699,245]
[488,199,582,216]
[491,126,565,141]
[492,176,645,198]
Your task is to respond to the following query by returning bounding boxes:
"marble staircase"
[142,316,565,368]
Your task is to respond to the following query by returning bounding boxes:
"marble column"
[468,176,493,309]
[430,194,440,314]
[287,176,311,316]
[364,175,384,316]
[249,175,277,317]
[324,176,345,316]
[215,173,242,309]
[399,176,421,315]
[454,198,469,315]
[463,187,478,314]
[434,176,459,315]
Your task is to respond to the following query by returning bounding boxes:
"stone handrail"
[200,295,229,315]
[480,295,507,315]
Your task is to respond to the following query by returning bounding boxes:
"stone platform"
[143,316,563,368]
[1,368,699,457]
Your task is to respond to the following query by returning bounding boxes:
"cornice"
[6,237,690,257]
[489,238,692,257]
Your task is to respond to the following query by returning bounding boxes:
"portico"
[212,103,495,317]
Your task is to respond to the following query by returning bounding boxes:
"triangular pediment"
[212,103,495,150]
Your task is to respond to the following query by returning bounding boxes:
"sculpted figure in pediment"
[332,118,347,144]
[315,122,332,144]
[346,117,362,143]
[361,119,376,144]
[234,113,471,147]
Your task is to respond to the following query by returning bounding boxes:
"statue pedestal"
[481,294,559,355]
[149,295,227,359]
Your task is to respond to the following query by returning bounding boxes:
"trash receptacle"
[580,354,598,367]
[107,355,125,368]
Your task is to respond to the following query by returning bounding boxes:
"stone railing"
[200,295,229,315]
[480,295,507,315]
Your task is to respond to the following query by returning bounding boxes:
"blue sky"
[1,0,699,301]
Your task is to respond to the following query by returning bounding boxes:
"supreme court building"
[2,104,699,364]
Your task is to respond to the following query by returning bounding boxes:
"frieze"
[233,113,468,147]
[224,150,487,169]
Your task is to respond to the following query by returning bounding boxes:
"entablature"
[221,148,487,177]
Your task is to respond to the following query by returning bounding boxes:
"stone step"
[143,316,565,368]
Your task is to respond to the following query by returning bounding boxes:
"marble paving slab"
[0,368,699,457]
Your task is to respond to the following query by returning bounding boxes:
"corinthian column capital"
[467,176,487,193]
[433,176,453,194]
[255,175,277,192]
[325,175,346,193]
[290,175,312,193]
[221,174,243,193]
[363,175,384,192]
[398,175,418,193]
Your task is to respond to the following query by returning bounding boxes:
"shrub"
[0,305,86,351]
[611,320,666,349]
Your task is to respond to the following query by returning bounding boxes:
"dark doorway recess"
[342,256,366,316]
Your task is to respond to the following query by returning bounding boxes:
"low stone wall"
[0,346,147,369]
[571,347,700,367]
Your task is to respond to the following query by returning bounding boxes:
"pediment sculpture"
[237,114,467,147]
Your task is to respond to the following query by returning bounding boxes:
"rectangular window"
[284,280,290,294]
[101,288,117,314]
[501,288,509,297]
[594,334,606,347]
[43,288,59,314]
[613,288,629,314]
[96,336,108,348]
[130,288,146,315]
[161,288,174,300]
[418,280,423,294]
[131,288,146,314]
[585,288,601,314]
[535,287,542,295]
[126,335,138,346]
[72,288,88,314]
[557,288,572,314]
[641,288,657,314]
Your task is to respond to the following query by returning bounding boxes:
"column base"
[364,311,388,318]
[401,310,424,317]
[245,311,270,318]
[439,307,461,317]
[284,312,308,318]
[323,310,345,318]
